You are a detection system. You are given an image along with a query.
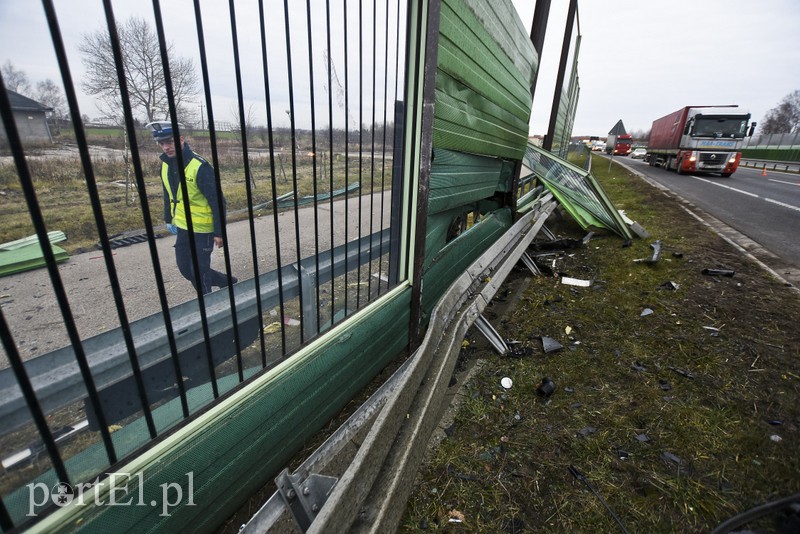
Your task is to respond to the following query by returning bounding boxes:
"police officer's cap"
[146,121,183,141]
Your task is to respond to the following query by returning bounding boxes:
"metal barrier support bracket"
[275,469,338,532]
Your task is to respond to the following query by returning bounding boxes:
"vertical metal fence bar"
[227,0,265,380]
[101,0,189,420]
[283,0,306,344]
[43,0,159,438]
[305,0,322,335]
[409,0,442,347]
[0,309,70,487]
[377,0,392,296]
[0,63,117,465]
[356,0,365,309]
[367,0,378,302]
[257,0,288,356]
[0,496,11,531]
[343,0,351,317]
[387,0,405,288]
[151,0,220,399]
[326,0,337,327]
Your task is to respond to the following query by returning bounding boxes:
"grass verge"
[400,158,800,533]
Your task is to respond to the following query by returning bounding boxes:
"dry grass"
[400,158,800,532]
[0,136,393,253]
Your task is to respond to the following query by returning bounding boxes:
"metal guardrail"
[242,193,557,533]
[740,158,800,174]
[0,230,390,435]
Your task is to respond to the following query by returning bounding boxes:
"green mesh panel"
[22,291,412,533]
[434,0,536,159]
[428,148,505,215]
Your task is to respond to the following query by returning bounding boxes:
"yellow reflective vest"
[161,156,215,233]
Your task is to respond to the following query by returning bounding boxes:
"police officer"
[148,121,237,294]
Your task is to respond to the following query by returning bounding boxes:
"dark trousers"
[174,229,229,294]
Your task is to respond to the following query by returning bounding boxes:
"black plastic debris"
[443,422,457,437]
[568,465,631,534]
[659,281,680,291]
[702,268,735,277]
[672,252,684,259]
[661,451,682,465]
[622,239,633,248]
[541,336,563,353]
[617,448,630,461]
[531,238,584,251]
[659,379,672,391]
[768,420,784,426]
[631,362,647,372]
[507,341,532,358]
[536,377,556,397]
[669,366,695,379]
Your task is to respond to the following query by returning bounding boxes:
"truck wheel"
[721,173,732,178]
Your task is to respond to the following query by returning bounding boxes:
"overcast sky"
[1,0,798,137]
[517,0,800,136]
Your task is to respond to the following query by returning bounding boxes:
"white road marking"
[769,178,800,186]
[687,175,800,212]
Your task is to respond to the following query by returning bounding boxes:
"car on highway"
[630,148,647,159]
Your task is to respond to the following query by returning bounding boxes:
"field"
[0,128,394,253]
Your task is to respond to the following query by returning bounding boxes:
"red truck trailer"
[646,106,756,177]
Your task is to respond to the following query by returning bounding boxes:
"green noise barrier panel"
[29,290,412,533]
[433,0,536,160]
[428,148,506,215]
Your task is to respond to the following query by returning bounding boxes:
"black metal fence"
[0,0,409,529]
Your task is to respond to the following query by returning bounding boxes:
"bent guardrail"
[242,193,557,532]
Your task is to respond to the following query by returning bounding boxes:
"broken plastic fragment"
[634,433,651,442]
[561,276,591,287]
[541,336,563,353]
[640,308,654,317]
[659,281,680,290]
[702,268,735,277]
[565,326,573,335]
[500,377,513,390]
[770,434,782,443]
[578,427,597,437]
[661,451,682,465]
[668,366,695,379]
[262,321,282,334]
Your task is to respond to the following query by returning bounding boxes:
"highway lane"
[618,156,800,281]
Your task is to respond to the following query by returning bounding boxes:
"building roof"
[7,90,53,113]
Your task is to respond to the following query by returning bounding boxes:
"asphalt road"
[616,156,800,285]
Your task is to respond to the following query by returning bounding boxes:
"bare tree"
[78,17,198,125]
[34,79,67,120]
[1,61,31,94]
[761,90,800,134]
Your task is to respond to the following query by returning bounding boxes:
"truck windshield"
[693,117,749,139]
